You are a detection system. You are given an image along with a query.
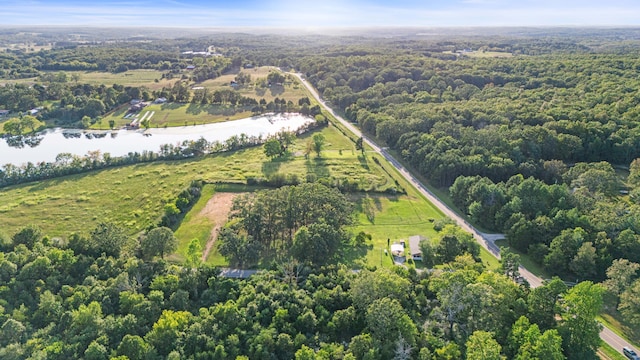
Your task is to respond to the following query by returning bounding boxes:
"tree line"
[0,121,324,189]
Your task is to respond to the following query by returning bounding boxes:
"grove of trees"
[218,183,354,267]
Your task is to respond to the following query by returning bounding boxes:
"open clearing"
[0,125,393,238]
[171,185,238,265]
[94,102,254,129]
[0,69,176,90]
[200,66,308,103]
[93,67,309,130]
[68,70,177,90]
[199,192,236,261]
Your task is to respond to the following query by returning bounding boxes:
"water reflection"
[4,135,44,149]
[0,113,313,167]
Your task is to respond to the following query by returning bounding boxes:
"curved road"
[293,72,637,357]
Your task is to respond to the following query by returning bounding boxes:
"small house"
[186,65,196,70]
[28,109,39,115]
[0,109,9,117]
[154,97,167,104]
[128,102,148,112]
[409,235,425,261]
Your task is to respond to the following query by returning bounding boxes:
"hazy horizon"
[2,0,639,28]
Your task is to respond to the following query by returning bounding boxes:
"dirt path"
[199,192,237,262]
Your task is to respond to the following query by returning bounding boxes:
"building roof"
[390,243,404,256]
[409,235,425,255]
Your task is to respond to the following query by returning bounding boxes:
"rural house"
[408,235,425,261]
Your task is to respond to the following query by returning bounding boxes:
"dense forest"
[289,33,640,292]
[0,216,604,360]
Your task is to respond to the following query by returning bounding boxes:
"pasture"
[0,125,394,238]
[94,103,254,129]
[70,70,177,90]
[199,66,309,103]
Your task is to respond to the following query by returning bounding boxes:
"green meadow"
[95,102,254,129]
[0,126,394,238]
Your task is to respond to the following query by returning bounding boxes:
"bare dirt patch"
[199,192,237,261]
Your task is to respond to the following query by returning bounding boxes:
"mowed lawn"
[171,184,218,264]
[0,126,393,238]
[349,192,444,268]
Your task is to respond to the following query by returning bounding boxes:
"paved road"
[293,72,637,357]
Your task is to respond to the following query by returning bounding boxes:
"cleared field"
[1,70,176,90]
[200,66,309,103]
[0,125,394,238]
[94,103,254,129]
[171,184,257,265]
[171,185,229,265]
[349,193,443,268]
[0,78,38,86]
[72,70,177,90]
[0,43,53,52]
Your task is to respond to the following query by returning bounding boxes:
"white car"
[624,347,640,360]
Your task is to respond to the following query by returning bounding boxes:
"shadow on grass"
[262,160,282,178]
[494,239,551,279]
[261,153,294,178]
[372,195,383,211]
[186,103,205,115]
[305,157,331,179]
[601,302,640,345]
[269,85,285,97]
[338,242,372,266]
[161,102,184,110]
[357,154,370,170]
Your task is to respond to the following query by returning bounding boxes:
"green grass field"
[0,70,175,90]
[69,70,176,90]
[92,67,309,130]
[94,103,254,129]
[0,126,393,238]
[200,67,308,103]
[171,184,218,264]
[350,192,443,268]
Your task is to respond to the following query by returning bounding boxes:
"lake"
[0,113,313,167]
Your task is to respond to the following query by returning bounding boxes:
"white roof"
[390,243,404,253]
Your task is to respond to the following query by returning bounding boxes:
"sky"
[1,0,639,28]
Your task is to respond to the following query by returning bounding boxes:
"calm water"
[0,113,313,167]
